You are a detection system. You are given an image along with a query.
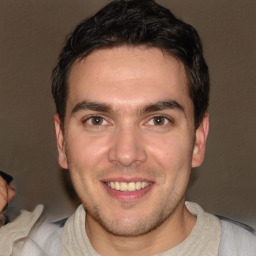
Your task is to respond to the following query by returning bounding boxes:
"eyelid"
[144,114,173,126]
[82,114,111,126]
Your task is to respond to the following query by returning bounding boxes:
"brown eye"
[153,116,166,125]
[90,116,104,125]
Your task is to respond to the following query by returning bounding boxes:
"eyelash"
[145,115,173,126]
[82,115,108,126]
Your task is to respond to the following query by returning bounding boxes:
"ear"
[54,114,68,169]
[192,113,209,168]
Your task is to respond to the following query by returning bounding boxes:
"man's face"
[54,46,208,236]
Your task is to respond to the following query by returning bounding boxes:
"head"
[52,0,210,239]
[52,0,209,130]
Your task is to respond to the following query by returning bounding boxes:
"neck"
[85,200,196,256]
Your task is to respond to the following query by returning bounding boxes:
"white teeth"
[115,181,120,190]
[110,182,115,189]
[107,181,151,192]
[120,182,128,191]
[135,182,142,190]
[128,182,135,191]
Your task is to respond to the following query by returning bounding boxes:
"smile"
[106,181,151,192]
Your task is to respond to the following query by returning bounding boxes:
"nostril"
[108,144,147,167]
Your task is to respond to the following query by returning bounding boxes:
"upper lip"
[101,177,154,183]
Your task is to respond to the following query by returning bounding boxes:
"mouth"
[102,180,154,201]
[105,181,151,192]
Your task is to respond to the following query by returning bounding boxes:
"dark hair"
[52,0,209,129]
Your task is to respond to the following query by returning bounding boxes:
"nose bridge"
[108,124,147,166]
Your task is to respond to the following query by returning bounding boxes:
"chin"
[89,205,173,237]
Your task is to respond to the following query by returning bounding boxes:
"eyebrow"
[71,100,184,116]
[71,101,111,115]
[142,100,184,113]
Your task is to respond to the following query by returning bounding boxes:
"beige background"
[0,0,255,228]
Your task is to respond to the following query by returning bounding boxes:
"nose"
[108,127,147,167]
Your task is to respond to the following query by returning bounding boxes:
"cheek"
[66,131,110,170]
[65,132,110,202]
[145,131,194,196]
[147,132,193,170]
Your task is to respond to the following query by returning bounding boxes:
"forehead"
[67,46,192,113]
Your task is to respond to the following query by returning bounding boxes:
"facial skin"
[54,46,209,255]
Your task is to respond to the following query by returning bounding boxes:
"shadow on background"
[186,167,200,201]
[60,168,81,209]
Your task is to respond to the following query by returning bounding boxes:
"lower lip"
[103,183,154,201]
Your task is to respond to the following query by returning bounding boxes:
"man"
[0,172,15,227]
[1,0,255,255]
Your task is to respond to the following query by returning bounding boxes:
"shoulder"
[12,221,63,256]
[219,217,256,256]
[0,205,44,256]
[0,204,64,256]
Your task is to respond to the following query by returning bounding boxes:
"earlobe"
[192,113,209,168]
[54,114,68,169]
